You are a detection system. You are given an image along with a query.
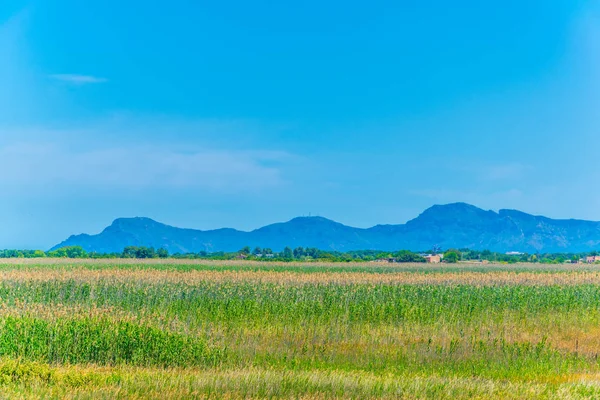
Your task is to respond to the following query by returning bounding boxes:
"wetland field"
[0,259,599,398]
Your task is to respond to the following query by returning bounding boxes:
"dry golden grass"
[0,268,600,286]
[0,257,595,271]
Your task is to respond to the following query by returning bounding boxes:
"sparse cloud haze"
[0,141,288,190]
[49,74,108,84]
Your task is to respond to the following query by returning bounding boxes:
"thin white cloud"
[0,141,289,193]
[50,74,108,85]
[483,163,531,181]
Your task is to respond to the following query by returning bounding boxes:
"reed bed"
[2,359,599,399]
[2,258,599,273]
[0,260,597,398]
[3,268,600,286]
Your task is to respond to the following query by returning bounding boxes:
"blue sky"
[1,0,599,249]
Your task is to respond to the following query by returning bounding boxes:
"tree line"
[0,246,599,264]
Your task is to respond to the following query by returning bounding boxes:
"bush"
[0,317,225,367]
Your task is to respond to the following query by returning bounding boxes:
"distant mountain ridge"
[52,203,600,253]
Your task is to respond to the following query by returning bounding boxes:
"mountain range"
[52,203,600,253]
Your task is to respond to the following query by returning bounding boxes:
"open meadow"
[0,259,600,398]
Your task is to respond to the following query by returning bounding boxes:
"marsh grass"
[0,361,599,399]
[3,258,600,274]
[0,316,223,367]
[0,260,598,398]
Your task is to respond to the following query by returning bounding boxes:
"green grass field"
[0,259,600,398]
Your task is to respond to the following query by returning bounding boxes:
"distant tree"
[157,248,169,258]
[239,246,251,255]
[443,250,460,264]
[65,246,88,258]
[121,246,156,259]
[32,250,46,258]
[282,247,293,259]
[47,248,66,258]
[481,250,493,260]
[318,251,337,261]
[293,247,305,258]
[137,247,156,259]
[394,250,425,263]
[122,246,138,258]
[48,246,88,258]
[0,250,21,258]
[252,247,262,256]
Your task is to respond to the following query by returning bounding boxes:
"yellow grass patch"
[1,268,600,286]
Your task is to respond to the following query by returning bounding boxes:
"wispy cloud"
[50,74,108,85]
[483,163,531,181]
[0,141,290,193]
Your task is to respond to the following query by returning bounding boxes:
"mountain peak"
[253,216,347,235]
[112,216,158,224]
[411,203,496,224]
[287,216,339,225]
[52,204,600,253]
[107,217,166,232]
[427,202,487,213]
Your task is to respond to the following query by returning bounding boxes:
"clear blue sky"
[1,0,599,249]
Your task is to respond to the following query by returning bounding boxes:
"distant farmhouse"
[424,254,442,264]
[586,256,600,264]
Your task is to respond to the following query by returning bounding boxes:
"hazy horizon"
[2,0,600,248]
[22,201,600,251]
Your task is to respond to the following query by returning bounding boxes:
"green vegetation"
[0,260,597,397]
[0,317,219,367]
[443,249,460,263]
[3,245,600,264]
